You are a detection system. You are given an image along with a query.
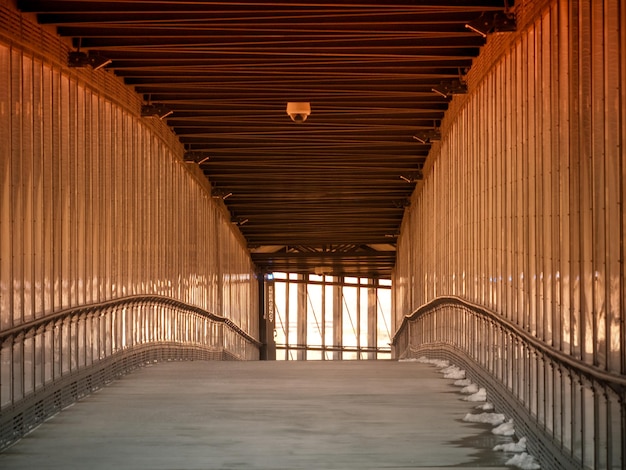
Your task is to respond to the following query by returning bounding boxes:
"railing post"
[333,280,342,361]
[367,284,377,360]
[297,279,307,361]
[259,275,276,360]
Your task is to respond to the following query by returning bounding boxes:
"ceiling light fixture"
[465,11,516,37]
[141,103,173,120]
[68,39,112,70]
[68,51,112,70]
[399,171,423,184]
[431,79,467,98]
[231,217,248,226]
[393,199,411,208]
[184,151,210,164]
[286,102,311,123]
[211,189,232,200]
[413,129,441,144]
[314,266,330,276]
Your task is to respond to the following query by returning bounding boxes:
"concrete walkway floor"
[0,360,513,469]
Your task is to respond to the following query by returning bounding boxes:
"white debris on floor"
[463,387,487,402]
[475,402,495,411]
[505,452,541,469]
[494,436,527,452]
[492,419,516,436]
[462,412,506,425]
[460,383,480,394]
[410,356,542,470]
[453,378,473,387]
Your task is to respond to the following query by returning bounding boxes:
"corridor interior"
[0,359,517,470]
[1,1,625,469]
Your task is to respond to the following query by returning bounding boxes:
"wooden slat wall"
[0,22,260,408]
[394,0,625,467]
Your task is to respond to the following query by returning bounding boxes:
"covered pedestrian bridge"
[1,0,625,468]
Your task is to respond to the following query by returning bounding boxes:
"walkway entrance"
[270,273,393,361]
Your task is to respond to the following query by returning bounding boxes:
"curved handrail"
[392,296,626,391]
[0,295,262,347]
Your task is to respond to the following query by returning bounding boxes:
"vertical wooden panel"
[577,0,595,365]
[11,48,24,327]
[603,0,623,376]
[513,38,524,326]
[621,0,626,382]
[1,5,262,408]
[549,2,561,351]
[59,74,71,310]
[525,24,538,338]
[0,44,12,332]
[540,10,553,345]
[32,58,44,320]
[67,78,77,308]
[86,92,97,305]
[590,0,606,371]
[21,55,34,325]
[558,0,572,357]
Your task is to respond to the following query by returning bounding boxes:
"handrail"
[392,296,626,391]
[275,343,391,353]
[0,295,262,347]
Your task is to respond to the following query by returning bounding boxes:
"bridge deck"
[0,360,511,469]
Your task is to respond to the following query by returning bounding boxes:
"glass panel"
[12,339,23,402]
[0,341,12,408]
[62,319,70,374]
[78,317,85,367]
[608,390,623,469]
[342,285,357,360]
[23,336,33,395]
[44,327,53,383]
[324,284,334,360]
[0,44,12,331]
[359,286,368,359]
[34,331,43,390]
[307,283,323,354]
[375,288,390,360]
[582,385,595,468]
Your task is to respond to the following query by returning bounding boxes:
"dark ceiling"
[19,0,512,278]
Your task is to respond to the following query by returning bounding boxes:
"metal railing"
[275,343,391,358]
[393,296,625,470]
[0,296,261,451]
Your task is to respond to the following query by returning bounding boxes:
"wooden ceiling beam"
[21,0,511,276]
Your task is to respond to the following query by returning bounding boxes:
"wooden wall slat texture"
[394,1,625,468]
[0,6,260,411]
